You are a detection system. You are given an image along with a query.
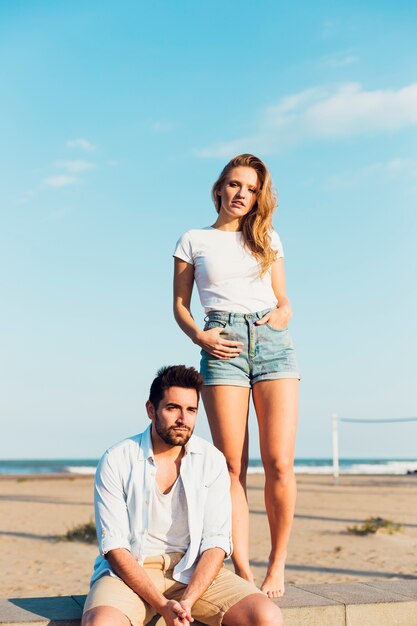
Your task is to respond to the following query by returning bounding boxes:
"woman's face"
[217,166,259,220]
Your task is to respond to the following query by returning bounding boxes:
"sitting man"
[82,365,283,626]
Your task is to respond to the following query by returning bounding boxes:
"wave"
[248,460,417,475]
[64,465,97,475]
[1,459,417,476]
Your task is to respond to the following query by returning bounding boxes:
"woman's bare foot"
[260,557,286,598]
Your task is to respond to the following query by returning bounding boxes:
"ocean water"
[1,458,417,476]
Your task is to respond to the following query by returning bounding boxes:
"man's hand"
[159,599,194,626]
[178,600,194,623]
[179,548,225,614]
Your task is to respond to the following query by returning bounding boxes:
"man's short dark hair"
[148,365,203,409]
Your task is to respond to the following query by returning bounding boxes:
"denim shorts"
[200,308,300,387]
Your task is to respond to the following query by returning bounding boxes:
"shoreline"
[1,471,417,480]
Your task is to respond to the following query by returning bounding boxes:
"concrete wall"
[1,581,417,626]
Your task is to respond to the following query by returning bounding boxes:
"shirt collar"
[138,424,154,462]
[137,424,204,460]
[185,433,204,455]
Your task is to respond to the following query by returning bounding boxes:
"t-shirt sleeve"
[173,231,194,265]
[271,230,284,259]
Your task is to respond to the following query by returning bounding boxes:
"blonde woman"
[173,154,299,598]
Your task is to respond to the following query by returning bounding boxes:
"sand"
[0,473,416,598]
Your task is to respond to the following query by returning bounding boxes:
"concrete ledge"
[1,581,417,626]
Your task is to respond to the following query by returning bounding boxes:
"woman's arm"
[173,257,243,359]
[173,258,201,344]
[256,258,293,329]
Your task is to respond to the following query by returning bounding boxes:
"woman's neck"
[212,215,241,232]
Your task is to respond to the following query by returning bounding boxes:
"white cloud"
[45,207,72,220]
[151,120,172,133]
[197,82,417,157]
[43,175,77,188]
[321,53,358,68]
[66,138,95,151]
[54,160,96,172]
[384,158,417,178]
[16,189,37,205]
[321,19,338,39]
[325,158,417,190]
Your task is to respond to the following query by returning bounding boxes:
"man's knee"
[82,606,131,626]
[223,594,283,626]
[252,598,283,626]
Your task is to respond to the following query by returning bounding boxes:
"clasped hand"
[160,598,194,626]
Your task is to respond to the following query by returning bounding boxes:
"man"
[82,365,283,626]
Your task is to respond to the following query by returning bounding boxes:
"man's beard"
[154,415,193,447]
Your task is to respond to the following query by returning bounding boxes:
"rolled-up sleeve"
[94,450,131,556]
[199,456,232,557]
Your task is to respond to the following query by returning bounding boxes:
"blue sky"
[1,1,416,459]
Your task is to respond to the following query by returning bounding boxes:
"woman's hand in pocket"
[195,327,243,359]
[256,305,291,330]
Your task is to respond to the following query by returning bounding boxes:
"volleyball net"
[331,413,417,480]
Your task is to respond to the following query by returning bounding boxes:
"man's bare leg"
[223,593,283,626]
[82,606,131,626]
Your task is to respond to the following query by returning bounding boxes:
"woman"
[173,154,299,598]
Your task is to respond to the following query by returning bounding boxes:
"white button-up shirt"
[90,425,232,586]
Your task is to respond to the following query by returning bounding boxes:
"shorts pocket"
[265,323,288,332]
[204,320,228,331]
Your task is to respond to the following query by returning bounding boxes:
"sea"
[1,458,417,476]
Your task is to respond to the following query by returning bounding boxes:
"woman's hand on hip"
[196,327,243,359]
[256,305,292,330]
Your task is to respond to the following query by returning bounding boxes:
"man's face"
[147,386,198,447]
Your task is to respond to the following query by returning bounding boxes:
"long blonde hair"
[211,154,278,276]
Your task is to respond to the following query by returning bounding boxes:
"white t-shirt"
[143,476,190,557]
[174,226,284,313]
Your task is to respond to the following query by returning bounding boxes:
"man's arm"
[95,452,190,626]
[178,548,225,620]
[199,454,232,557]
[107,548,192,626]
[177,453,232,620]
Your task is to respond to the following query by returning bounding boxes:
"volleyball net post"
[332,413,340,483]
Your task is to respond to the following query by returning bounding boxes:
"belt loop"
[162,554,169,571]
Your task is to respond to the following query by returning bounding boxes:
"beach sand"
[0,473,416,598]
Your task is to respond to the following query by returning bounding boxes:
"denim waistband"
[204,307,274,324]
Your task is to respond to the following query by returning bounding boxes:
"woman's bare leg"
[202,384,253,582]
[252,378,298,598]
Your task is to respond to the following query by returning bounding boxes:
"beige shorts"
[83,552,262,626]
